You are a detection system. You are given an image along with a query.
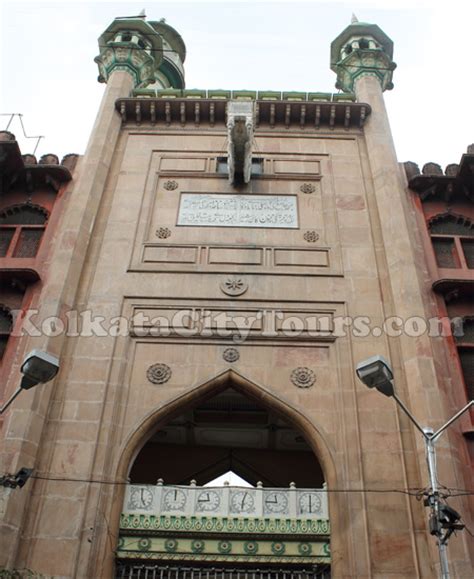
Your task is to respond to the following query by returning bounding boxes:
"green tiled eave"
[131,88,357,102]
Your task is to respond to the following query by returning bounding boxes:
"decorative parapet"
[227,101,255,185]
[0,132,73,195]
[405,145,474,202]
[330,21,396,92]
[95,17,164,88]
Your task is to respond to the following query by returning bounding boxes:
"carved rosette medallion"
[298,542,313,555]
[291,367,316,388]
[147,363,172,384]
[223,348,240,363]
[271,542,286,555]
[164,538,178,553]
[300,183,316,194]
[155,227,171,239]
[244,541,259,554]
[217,540,232,554]
[220,278,248,296]
[303,230,319,243]
[163,180,179,191]
[191,539,205,553]
[138,538,151,551]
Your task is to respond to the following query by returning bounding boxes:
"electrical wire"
[29,473,426,496]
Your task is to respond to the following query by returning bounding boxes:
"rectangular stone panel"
[208,309,263,331]
[275,311,334,336]
[274,159,320,174]
[142,245,198,263]
[274,249,329,267]
[208,247,263,265]
[160,157,207,172]
[177,194,298,228]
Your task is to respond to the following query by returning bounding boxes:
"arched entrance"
[115,370,334,578]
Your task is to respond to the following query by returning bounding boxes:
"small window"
[459,348,474,401]
[432,238,458,268]
[0,305,13,360]
[430,215,473,236]
[429,214,474,269]
[0,203,48,258]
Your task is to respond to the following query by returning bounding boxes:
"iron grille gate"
[115,563,331,579]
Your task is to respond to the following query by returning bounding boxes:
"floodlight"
[0,467,33,489]
[1,350,60,414]
[20,349,60,390]
[355,355,394,397]
[14,467,33,488]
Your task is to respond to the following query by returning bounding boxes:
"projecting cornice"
[405,146,474,202]
[0,132,75,195]
[115,96,371,130]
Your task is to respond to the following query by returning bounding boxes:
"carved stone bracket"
[227,101,255,185]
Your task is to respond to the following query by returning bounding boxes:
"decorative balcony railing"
[118,483,330,568]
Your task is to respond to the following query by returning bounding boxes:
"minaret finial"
[351,13,359,24]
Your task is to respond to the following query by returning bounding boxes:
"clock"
[230,490,255,514]
[163,488,187,511]
[128,487,154,510]
[264,491,288,514]
[196,490,221,512]
[298,492,322,515]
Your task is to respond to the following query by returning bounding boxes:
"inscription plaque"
[177,194,298,228]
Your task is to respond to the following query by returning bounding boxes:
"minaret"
[330,18,396,94]
[330,21,471,577]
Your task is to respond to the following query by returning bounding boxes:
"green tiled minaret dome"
[330,19,396,93]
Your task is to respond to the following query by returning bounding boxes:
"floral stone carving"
[163,180,179,191]
[300,183,316,194]
[304,230,319,243]
[147,363,172,384]
[220,277,248,296]
[156,227,171,239]
[291,367,316,388]
[223,348,240,363]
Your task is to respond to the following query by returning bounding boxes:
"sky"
[0,0,472,169]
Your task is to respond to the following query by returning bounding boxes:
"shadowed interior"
[130,385,325,487]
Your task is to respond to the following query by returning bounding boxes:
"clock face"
[298,492,322,515]
[163,488,187,511]
[129,487,154,510]
[196,490,221,512]
[264,492,288,514]
[230,490,255,514]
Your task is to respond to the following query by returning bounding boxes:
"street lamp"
[0,349,59,414]
[356,355,473,579]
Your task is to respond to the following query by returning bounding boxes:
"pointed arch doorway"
[116,370,333,578]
